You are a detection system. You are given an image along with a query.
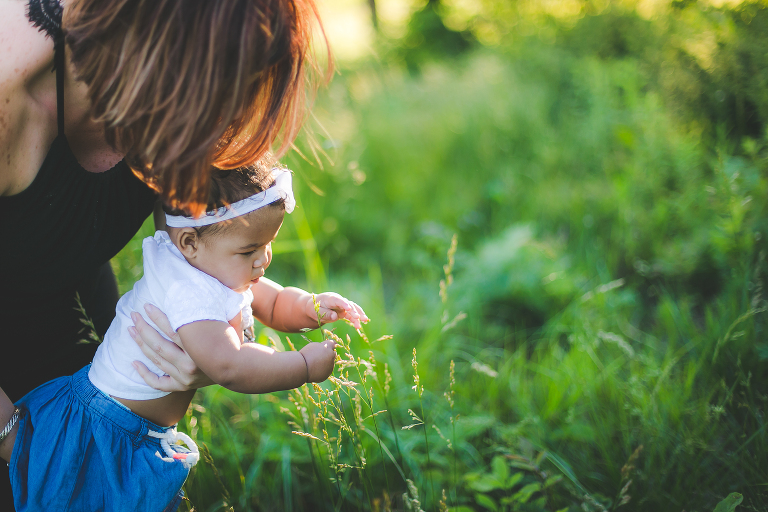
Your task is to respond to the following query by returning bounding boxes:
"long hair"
[65,0,330,216]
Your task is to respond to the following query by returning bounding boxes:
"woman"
[0,0,328,508]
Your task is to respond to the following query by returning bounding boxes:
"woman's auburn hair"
[65,0,330,216]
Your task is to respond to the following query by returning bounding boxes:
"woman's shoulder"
[0,0,58,196]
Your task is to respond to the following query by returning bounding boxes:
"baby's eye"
[241,250,257,256]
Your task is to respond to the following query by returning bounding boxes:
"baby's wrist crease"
[299,351,310,384]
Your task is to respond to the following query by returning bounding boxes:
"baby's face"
[191,205,285,293]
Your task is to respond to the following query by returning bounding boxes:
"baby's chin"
[232,279,258,293]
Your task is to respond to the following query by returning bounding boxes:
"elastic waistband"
[71,365,174,444]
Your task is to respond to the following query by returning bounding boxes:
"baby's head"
[163,163,294,293]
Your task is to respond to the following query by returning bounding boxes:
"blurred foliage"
[554,2,768,142]
[108,1,768,511]
[398,0,474,73]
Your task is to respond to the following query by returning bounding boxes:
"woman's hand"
[128,303,214,391]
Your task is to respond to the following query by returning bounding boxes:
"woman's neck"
[61,52,125,172]
[58,1,125,173]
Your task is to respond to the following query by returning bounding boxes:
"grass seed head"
[384,363,392,396]
[411,348,423,397]
[439,489,448,512]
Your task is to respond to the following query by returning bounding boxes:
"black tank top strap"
[27,0,65,134]
[55,33,65,135]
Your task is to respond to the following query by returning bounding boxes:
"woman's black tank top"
[0,0,157,402]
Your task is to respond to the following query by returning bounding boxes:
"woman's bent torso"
[0,0,157,401]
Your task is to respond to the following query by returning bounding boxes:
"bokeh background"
[112,0,768,510]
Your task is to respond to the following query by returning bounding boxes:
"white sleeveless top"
[89,230,254,400]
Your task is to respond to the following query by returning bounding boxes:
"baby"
[9,164,367,512]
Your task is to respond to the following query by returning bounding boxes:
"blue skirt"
[10,365,189,512]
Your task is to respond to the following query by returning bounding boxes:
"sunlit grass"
[107,8,768,509]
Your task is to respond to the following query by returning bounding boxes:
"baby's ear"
[176,228,200,258]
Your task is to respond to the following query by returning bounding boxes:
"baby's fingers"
[338,307,363,329]
[316,306,360,328]
[349,301,369,324]
[316,307,339,323]
[313,293,368,328]
[317,293,352,312]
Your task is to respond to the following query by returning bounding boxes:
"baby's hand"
[300,340,338,383]
[310,292,369,329]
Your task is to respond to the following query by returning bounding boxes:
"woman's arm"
[178,320,336,393]
[0,387,19,462]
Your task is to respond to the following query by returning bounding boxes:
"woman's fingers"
[144,303,182,346]
[129,311,179,368]
[140,303,198,377]
[130,360,174,392]
[128,314,187,391]
[128,306,214,390]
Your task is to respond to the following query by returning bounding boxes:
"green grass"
[109,5,768,510]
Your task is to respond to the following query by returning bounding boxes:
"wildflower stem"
[382,393,406,472]
[412,348,435,507]
[418,394,435,508]
[448,360,457,506]
[349,349,393,497]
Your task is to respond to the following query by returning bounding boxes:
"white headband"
[165,168,296,228]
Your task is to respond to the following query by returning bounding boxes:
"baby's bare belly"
[113,390,197,427]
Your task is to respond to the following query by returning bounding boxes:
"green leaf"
[467,474,505,493]
[492,455,510,483]
[510,482,541,504]
[713,492,743,512]
[544,475,563,489]
[509,461,538,472]
[505,472,524,490]
[475,493,499,511]
[544,451,590,495]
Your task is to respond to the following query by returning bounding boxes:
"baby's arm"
[251,277,369,331]
[186,277,367,393]
[179,321,337,393]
